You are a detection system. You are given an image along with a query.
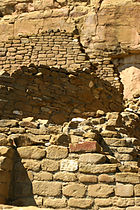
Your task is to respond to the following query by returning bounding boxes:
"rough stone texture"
[17,146,46,159]
[88,184,114,197]
[32,181,62,196]
[68,198,93,208]
[60,159,78,172]
[79,153,106,164]
[47,145,68,159]
[115,183,134,197]
[63,183,86,197]
[0,105,139,209]
[69,141,102,153]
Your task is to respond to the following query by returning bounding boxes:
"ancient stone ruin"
[0,0,140,209]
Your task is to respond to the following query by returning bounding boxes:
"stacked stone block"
[0,110,139,209]
[0,31,90,72]
[0,30,122,92]
[0,65,123,122]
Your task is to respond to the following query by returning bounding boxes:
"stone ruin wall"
[0,110,140,210]
[0,0,140,209]
[0,30,123,122]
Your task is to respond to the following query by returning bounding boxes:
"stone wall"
[0,110,139,209]
[0,30,122,92]
[0,64,123,122]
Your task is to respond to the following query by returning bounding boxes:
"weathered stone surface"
[68,198,93,208]
[134,184,140,196]
[78,174,97,183]
[69,141,101,153]
[104,138,127,147]
[88,184,114,197]
[63,183,86,197]
[47,145,68,159]
[60,159,78,172]
[94,198,113,207]
[79,163,117,174]
[115,173,140,184]
[79,153,106,164]
[22,159,41,172]
[115,198,135,207]
[0,134,12,146]
[41,159,59,172]
[0,120,18,127]
[17,146,46,159]
[54,172,77,182]
[98,174,114,183]
[33,172,53,181]
[115,183,134,197]
[44,198,67,208]
[32,181,62,196]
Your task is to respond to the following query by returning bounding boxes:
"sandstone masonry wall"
[0,30,122,92]
[0,64,123,122]
[0,110,139,209]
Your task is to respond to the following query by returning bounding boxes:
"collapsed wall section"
[0,65,123,122]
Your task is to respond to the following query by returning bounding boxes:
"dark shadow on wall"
[8,149,37,206]
[0,64,124,124]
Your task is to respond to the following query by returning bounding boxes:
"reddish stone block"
[69,141,101,153]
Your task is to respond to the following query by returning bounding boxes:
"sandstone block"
[22,159,41,172]
[17,146,46,160]
[69,141,101,153]
[79,163,117,174]
[41,159,59,172]
[79,153,106,164]
[88,184,114,197]
[60,159,78,172]
[115,183,134,197]
[135,197,140,206]
[54,172,77,182]
[115,198,135,207]
[44,198,67,208]
[33,172,53,181]
[116,154,133,161]
[32,181,61,196]
[134,184,140,196]
[115,173,140,184]
[94,198,113,207]
[70,135,84,144]
[83,131,99,140]
[19,121,37,128]
[47,145,68,159]
[0,120,18,127]
[101,130,121,138]
[78,174,97,183]
[98,174,114,183]
[104,138,127,146]
[126,208,140,210]
[0,134,12,146]
[63,183,86,197]
[68,198,93,208]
